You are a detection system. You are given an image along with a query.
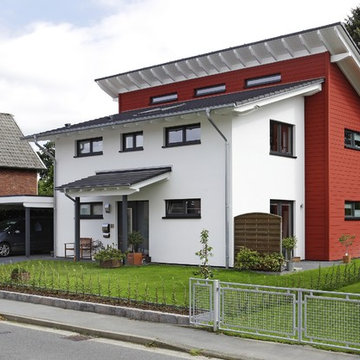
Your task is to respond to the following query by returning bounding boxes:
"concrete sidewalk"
[0,298,358,360]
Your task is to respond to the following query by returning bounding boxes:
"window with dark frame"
[164,199,201,218]
[344,129,360,150]
[122,131,143,152]
[194,84,226,97]
[165,123,200,147]
[76,137,103,157]
[80,202,103,219]
[245,74,281,88]
[345,201,360,219]
[150,93,178,105]
[270,120,294,156]
[270,200,293,238]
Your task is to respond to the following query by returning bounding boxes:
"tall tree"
[37,141,55,196]
[345,6,360,46]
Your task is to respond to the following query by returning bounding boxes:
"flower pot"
[343,255,351,263]
[286,260,294,272]
[127,252,143,265]
[99,259,122,268]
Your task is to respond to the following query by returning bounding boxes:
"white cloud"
[0,0,359,135]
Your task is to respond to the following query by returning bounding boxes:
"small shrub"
[128,231,144,253]
[282,236,297,260]
[194,229,213,279]
[235,246,284,272]
[94,245,125,262]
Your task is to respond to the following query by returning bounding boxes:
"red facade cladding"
[119,53,328,112]
[0,168,38,196]
[327,64,360,260]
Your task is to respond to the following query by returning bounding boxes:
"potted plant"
[94,245,125,268]
[127,231,144,266]
[282,236,297,271]
[339,234,355,263]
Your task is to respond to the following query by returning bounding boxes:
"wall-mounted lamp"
[104,203,111,213]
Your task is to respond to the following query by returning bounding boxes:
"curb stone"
[0,290,189,325]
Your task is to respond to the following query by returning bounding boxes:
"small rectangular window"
[76,137,103,157]
[80,202,103,219]
[345,201,360,220]
[195,84,226,97]
[164,199,201,218]
[122,131,143,152]
[344,129,360,151]
[151,93,178,105]
[270,120,294,157]
[246,74,281,88]
[165,123,200,147]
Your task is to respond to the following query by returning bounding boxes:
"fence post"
[298,289,302,342]
[213,279,220,331]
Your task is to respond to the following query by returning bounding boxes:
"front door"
[118,201,149,255]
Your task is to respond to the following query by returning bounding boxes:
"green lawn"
[0,259,359,308]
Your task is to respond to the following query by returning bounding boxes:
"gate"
[189,278,360,351]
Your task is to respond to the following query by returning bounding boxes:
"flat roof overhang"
[0,195,53,208]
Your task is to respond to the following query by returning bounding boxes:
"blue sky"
[1,0,360,135]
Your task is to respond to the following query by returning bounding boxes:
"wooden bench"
[64,237,93,259]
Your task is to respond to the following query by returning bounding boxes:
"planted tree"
[194,229,213,279]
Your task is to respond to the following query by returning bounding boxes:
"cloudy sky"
[1,0,360,136]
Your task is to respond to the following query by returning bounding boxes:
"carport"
[0,195,53,257]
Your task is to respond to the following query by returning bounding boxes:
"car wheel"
[0,242,10,257]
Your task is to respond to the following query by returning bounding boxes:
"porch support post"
[74,197,80,261]
[121,195,128,252]
[25,207,31,258]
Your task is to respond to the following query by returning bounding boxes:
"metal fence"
[189,278,360,351]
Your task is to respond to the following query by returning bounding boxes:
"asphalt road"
[0,321,214,360]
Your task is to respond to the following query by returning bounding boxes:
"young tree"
[345,6,360,46]
[37,141,55,196]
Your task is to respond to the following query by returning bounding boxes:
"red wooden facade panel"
[328,64,360,260]
[119,53,328,112]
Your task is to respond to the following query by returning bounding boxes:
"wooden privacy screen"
[234,212,282,257]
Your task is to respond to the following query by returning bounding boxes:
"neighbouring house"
[0,113,53,257]
[25,23,360,266]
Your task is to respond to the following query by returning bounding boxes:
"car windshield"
[0,220,18,232]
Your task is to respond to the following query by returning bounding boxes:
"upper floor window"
[80,202,103,219]
[246,73,281,88]
[270,120,294,157]
[164,199,201,219]
[344,129,360,151]
[194,84,226,97]
[122,131,143,152]
[345,201,360,220]
[151,93,178,105]
[165,123,201,147]
[76,137,103,157]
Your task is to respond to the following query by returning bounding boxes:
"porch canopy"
[56,166,171,259]
[0,195,54,257]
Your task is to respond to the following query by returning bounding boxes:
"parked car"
[0,217,53,257]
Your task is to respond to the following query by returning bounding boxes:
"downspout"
[34,136,57,258]
[205,108,230,268]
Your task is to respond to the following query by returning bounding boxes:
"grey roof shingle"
[56,166,172,191]
[0,113,45,170]
[25,78,324,141]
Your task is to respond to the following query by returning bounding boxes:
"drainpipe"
[34,136,57,258]
[205,108,230,268]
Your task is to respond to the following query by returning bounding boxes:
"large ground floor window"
[270,200,293,238]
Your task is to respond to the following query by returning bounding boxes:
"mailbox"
[102,223,110,238]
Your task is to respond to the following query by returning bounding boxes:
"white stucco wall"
[231,96,305,260]
[54,113,230,266]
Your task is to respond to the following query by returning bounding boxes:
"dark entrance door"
[118,201,149,255]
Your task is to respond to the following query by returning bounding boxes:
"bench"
[64,237,93,259]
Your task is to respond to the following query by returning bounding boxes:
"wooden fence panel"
[234,213,282,258]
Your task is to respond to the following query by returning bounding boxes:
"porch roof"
[56,166,172,197]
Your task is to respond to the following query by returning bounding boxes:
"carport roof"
[0,195,53,208]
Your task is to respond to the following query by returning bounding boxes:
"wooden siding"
[119,53,328,112]
[234,213,282,258]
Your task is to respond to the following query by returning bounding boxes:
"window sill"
[80,216,104,220]
[345,217,360,221]
[344,145,360,152]
[162,141,201,148]
[119,147,144,153]
[269,152,297,159]
[74,152,103,158]
[162,215,201,219]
